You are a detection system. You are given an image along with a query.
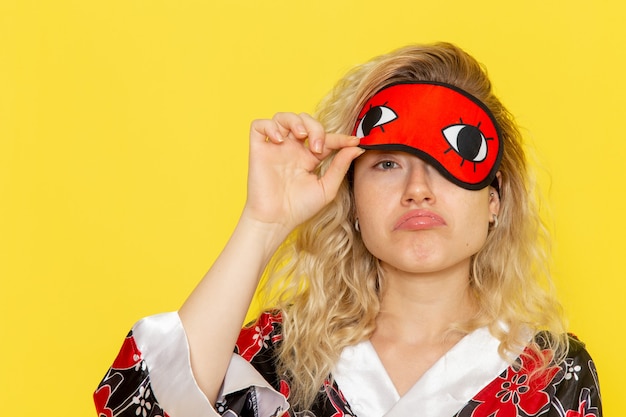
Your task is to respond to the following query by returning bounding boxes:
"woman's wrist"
[234,209,293,264]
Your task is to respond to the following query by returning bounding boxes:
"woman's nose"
[402,160,435,205]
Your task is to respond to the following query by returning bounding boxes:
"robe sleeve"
[94,312,289,417]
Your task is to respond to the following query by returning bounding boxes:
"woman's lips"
[393,210,446,231]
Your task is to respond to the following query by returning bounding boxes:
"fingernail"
[313,141,322,153]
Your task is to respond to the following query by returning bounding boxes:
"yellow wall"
[1,1,623,415]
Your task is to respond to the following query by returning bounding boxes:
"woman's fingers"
[250,113,314,146]
[250,115,363,169]
[246,113,366,229]
[251,113,359,156]
[293,114,361,156]
[295,113,325,153]
[319,146,365,201]
[319,132,360,154]
[250,118,285,144]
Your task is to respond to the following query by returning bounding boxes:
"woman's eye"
[442,122,491,167]
[356,105,398,137]
[376,160,398,170]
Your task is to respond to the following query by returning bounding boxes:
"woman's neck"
[370,261,478,396]
[375,260,477,344]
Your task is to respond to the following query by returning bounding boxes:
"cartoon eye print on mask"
[355,104,398,137]
[442,119,493,172]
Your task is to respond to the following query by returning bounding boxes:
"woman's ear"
[489,171,502,217]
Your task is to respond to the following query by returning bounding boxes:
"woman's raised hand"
[180,113,360,403]
[244,112,363,235]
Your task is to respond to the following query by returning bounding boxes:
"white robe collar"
[333,326,521,417]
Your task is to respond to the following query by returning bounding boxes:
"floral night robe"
[94,311,601,417]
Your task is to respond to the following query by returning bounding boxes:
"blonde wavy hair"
[259,42,568,410]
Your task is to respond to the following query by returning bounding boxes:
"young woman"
[94,43,602,417]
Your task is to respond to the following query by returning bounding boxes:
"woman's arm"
[178,112,363,403]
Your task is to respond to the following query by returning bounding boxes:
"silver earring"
[490,213,499,229]
[355,218,360,232]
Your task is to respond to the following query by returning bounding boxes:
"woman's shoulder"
[530,331,598,379]
[532,331,595,362]
[559,333,600,390]
[564,333,593,359]
[532,332,602,416]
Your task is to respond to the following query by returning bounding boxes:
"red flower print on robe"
[279,379,291,399]
[94,384,114,417]
[471,348,561,417]
[236,311,282,361]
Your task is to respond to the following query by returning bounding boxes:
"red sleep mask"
[352,82,502,190]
